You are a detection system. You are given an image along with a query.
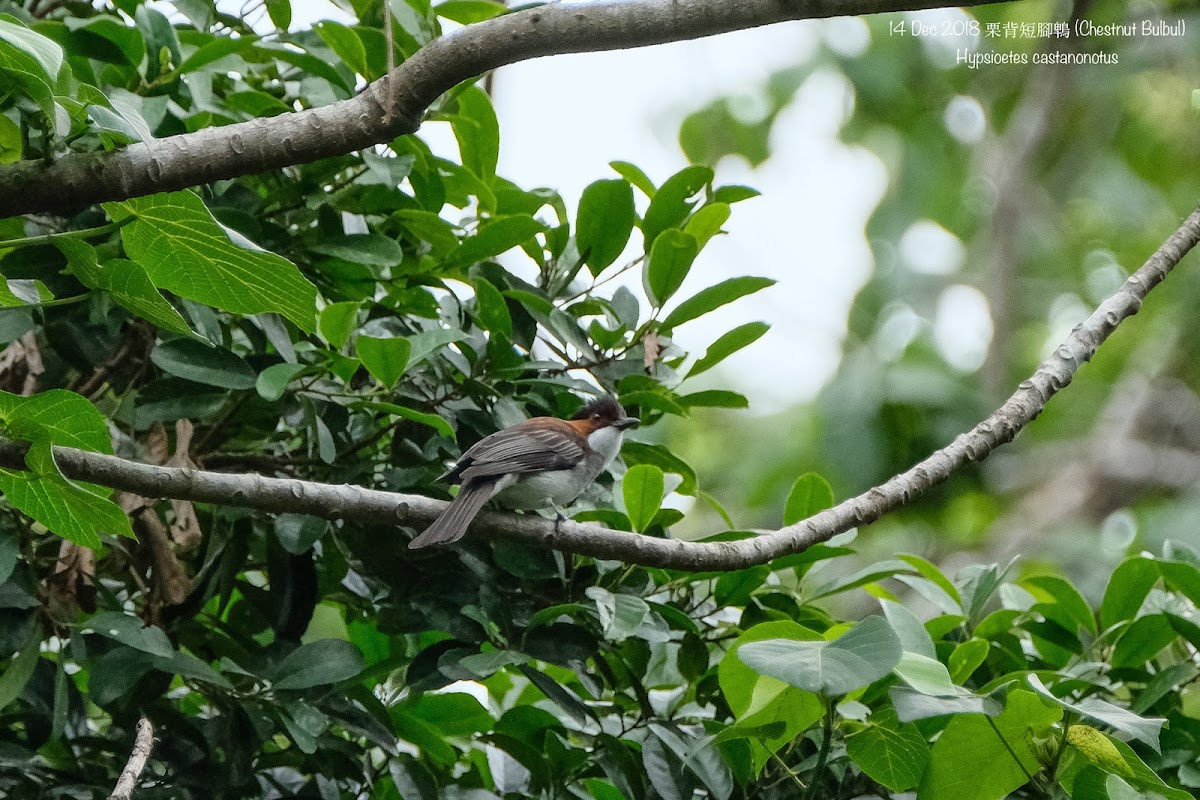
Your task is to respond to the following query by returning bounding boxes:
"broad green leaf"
[622,441,697,495]
[898,553,963,606]
[517,664,596,725]
[713,185,760,203]
[881,599,936,658]
[0,18,60,120]
[846,708,929,792]
[889,686,1002,722]
[678,390,748,409]
[1066,725,1134,778]
[0,113,18,163]
[154,650,234,689]
[737,616,902,696]
[610,160,656,197]
[319,301,361,349]
[683,202,730,249]
[1027,674,1164,752]
[272,639,365,689]
[446,215,545,268]
[623,463,665,532]
[718,621,823,770]
[1024,574,1097,635]
[274,513,328,554]
[310,233,403,266]
[315,21,370,78]
[86,612,174,657]
[405,691,494,738]
[893,652,956,696]
[361,401,454,438]
[265,0,292,29]
[576,179,636,274]
[645,229,697,306]
[661,276,775,331]
[0,628,40,710]
[357,335,411,389]
[472,277,512,337]
[177,35,256,73]
[0,17,62,81]
[151,339,257,390]
[66,15,146,66]
[783,472,835,525]
[642,165,712,247]
[0,388,112,453]
[450,86,499,184]
[1059,734,1192,800]
[948,638,989,683]
[59,242,195,337]
[585,586,650,642]
[714,566,769,607]
[920,689,1060,800]
[689,321,769,377]
[134,5,181,80]
[434,0,509,23]
[1111,614,1177,668]
[256,362,305,401]
[1101,556,1159,628]
[105,191,318,332]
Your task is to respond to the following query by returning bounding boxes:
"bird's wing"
[455,420,584,480]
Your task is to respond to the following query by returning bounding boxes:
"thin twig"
[108,715,155,800]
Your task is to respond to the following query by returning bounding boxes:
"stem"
[802,700,834,800]
[986,715,1035,784]
[0,219,128,251]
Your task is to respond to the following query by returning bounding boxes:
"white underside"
[491,425,626,510]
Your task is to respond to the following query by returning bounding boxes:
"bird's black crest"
[573,395,625,422]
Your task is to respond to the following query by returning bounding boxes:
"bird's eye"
[592,413,602,422]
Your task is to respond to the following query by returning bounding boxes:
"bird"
[408,396,639,549]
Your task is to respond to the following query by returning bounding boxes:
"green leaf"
[783,472,835,526]
[0,113,19,164]
[256,362,305,401]
[948,638,989,683]
[134,5,181,80]
[357,335,411,389]
[1111,614,1177,668]
[645,229,698,306]
[361,401,454,438]
[66,15,146,66]
[678,390,748,409]
[661,276,774,331]
[86,612,174,657]
[683,202,730,249]
[434,0,509,23]
[274,513,328,555]
[177,35,256,74]
[576,179,636,274]
[621,441,697,495]
[585,586,651,642]
[846,709,929,792]
[151,339,256,390]
[889,686,1002,722]
[718,621,823,770]
[105,191,318,332]
[892,652,956,696]
[60,242,195,338]
[609,160,656,197]
[446,215,545,268]
[272,639,365,690]
[642,165,712,246]
[713,185,760,203]
[920,689,1060,800]
[264,0,292,29]
[738,616,902,696]
[1100,556,1158,629]
[450,86,499,184]
[0,628,40,709]
[319,301,361,349]
[315,21,370,78]
[1024,574,1098,635]
[0,530,16,585]
[472,277,512,337]
[310,233,403,267]
[689,321,769,377]
[0,18,62,121]
[1027,674,1164,752]
[622,463,665,533]
[0,388,112,453]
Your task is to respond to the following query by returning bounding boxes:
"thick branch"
[107,715,155,800]
[4,207,1199,570]
[0,0,1008,217]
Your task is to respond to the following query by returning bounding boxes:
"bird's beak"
[614,417,640,431]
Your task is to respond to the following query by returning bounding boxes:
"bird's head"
[570,395,639,436]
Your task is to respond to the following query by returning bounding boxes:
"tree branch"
[107,715,155,800]
[3,207,1198,570]
[0,0,1008,218]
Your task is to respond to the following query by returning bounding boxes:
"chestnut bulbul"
[408,396,639,549]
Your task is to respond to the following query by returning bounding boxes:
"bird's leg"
[547,500,569,534]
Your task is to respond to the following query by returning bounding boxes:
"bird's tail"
[408,480,495,549]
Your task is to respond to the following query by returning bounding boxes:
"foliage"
[0,0,1196,798]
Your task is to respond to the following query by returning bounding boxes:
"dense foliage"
[0,0,1197,798]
